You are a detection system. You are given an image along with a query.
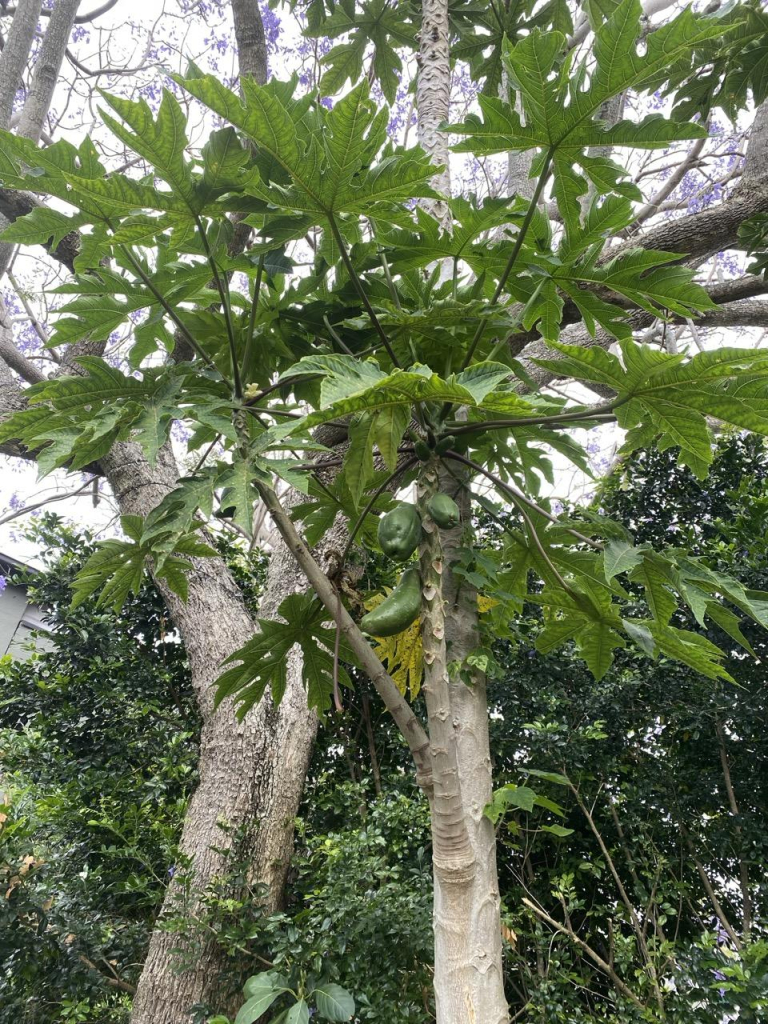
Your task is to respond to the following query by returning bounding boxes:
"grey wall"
[0,581,52,660]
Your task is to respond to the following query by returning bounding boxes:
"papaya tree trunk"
[418,462,509,1024]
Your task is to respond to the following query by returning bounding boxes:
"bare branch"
[0,475,95,526]
[0,300,45,383]
[2,0,119,24]
[522,898,645,1009]
[631,135,708,228]
[689,298,768,331]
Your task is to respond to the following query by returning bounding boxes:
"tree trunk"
[100,443,319,1023]
[0,0,44,132]
[416,0,451,227]
[17,0,82,143]
[231,0,268,82]
[418,462,509,1024]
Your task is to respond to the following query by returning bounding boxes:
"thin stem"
[716,719,752,939]
[380,250,402,311]
[486,278,545,363]
[255,480,433,790]
[445,403,619,434]
[0,477,96,527]
[327,213,401,368]
[682,829,742,950]
[516,498,577,596]
[444,449,604,551]
[190,435,222,476]
[522,898,645,1009]
[245,254,264,357]
[333,591,343,713]
[571,783,666,1016]
[323,314,355,355]
[117,243,219,374]
[195,214,242,397]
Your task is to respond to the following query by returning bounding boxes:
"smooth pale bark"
[415,1,509,1018]
[16,0,82,143]
[417,461,509,1024]
[416,0,451,226]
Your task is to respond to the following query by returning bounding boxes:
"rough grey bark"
[0,188,79,271]
[0,0,45,277]
[0,4,325,1019]
[0,0,44,132]
[232,0,268,82]
[99,443,320,1024]
[17,0,82,143]
[737,99,768,192]
[504,86,534,201]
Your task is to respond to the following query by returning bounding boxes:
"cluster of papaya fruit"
[359,492,461,637]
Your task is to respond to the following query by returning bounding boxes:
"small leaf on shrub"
[524,769,570,786]
[315,983,355,1021]
[541,824,575,837]
[234,990,281,1024]
[286,999,310,1024]
[243,972,281,1000]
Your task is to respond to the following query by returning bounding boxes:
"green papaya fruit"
[414,440,432,462]
[360,567,421,637]
[378,503,422,560]
[435,434,456,455]
[427,492,460,529]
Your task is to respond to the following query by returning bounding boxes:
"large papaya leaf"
[215,592,356,717]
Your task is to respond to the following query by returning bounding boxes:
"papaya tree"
[1,0,768,1022]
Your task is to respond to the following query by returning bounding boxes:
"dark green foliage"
[249,781,432,1023]
[0,517,199,1023]
[5,438,768,1021]
[485,434,768,1021]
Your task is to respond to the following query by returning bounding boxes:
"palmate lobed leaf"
[215,592,356,718]
[447,0,731,232]
[174,73,437,223]
[71,516,216,613]
[0,22,763,708]
[534,340,768,477]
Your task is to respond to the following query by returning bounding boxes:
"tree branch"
[522,898,645,1009]
[715,719,752,940]
[0,0,44,132]
[17,0,81,143]
[0,188,79,272]
[231,0,268,85]
[3,0,120,24]
[255,480,434,791]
